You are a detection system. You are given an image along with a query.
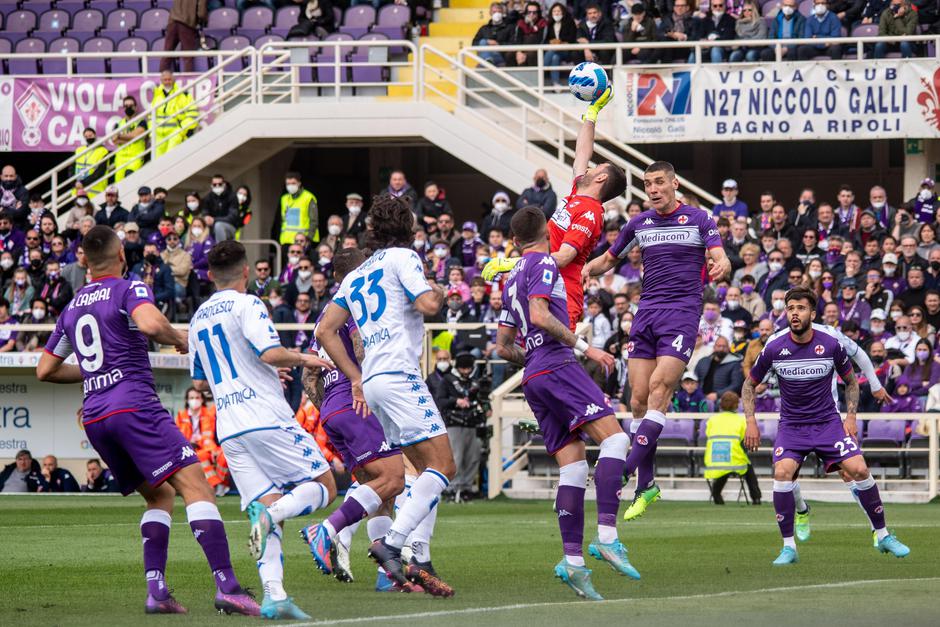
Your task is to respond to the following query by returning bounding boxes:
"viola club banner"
[615,60,940,142]
[0,75,217,152]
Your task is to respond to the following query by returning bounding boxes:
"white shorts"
[221,422,330,510]
[363,372,447,448]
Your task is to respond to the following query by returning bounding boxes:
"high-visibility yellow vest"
[114,118,147,170]
[279,188,318,244]
[704,411,750,480]
[74,143,110,193]
[150,83,196,136]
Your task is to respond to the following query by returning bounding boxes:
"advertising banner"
[0,74,216,152]
[616,60,940,142]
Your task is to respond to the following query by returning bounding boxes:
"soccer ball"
[568,62,609,102]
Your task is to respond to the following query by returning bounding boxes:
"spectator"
[739,275,767,319]
[62,188,95,240]
[321,214,345,252]
[798,0,843,59]
[732,244,767,286]
[860,0,892,23]
[729,2,767,61]
[414,181,452,222]
[150,70,197,157]
[284,257,316,308]
[122,222,145,269]
[40,455,80,492]
[132,243,175,312]
[186,216,214,288]
[250,258,280,300]
[82,458,119,493]
[907,178,938,223]
[722,286,753,327]
[516,169,558,218]
[865,185,895,229]
[16,298,50,352]
[742,318,774,377]
[162,0,207,74]
[863,267,893,311]
[622,3,658,62]
[883,378,921,413]
[699,300,734,352]
[276,171,319,253]
[178,191,202,224]
[838,277,871,330]
[174,388,229,494]
[0,298,16,351]
[761,288,789,329]
[74,127,109,194]
[94,187,128,228]
[923,290,940,328]
[38,260,73,317]
[917,222,940,259]
[577,3,618,65]
[443,287,475,324]
[704,391,762,505]
[161,231,192,301]
[692,1,737,63]
[113,95,147,182]
[481,191,517,237]
[474,2,516,66]
[660,0,696,63]
[235,185,252,236]
[446,266,471,302]
[900,266,928,309]
[0,450,46,493]
[0,212,25,260]
[38,214,58,255]
[832,0,866,27]
[0,166,29,229]
[867,308,891,345]
[4,268,33,319]
[129,186,165,241]
[49,235,74,266]
[315,242,334,279]
[433,213,461,250]
[0,251,13,289]
[909,305,935,342]
[757,249,789,306]
[280,242,305,285]
[762,0,805,60]
[61,245,88,293]
[342,193,367,241]
[453,223,486,267]
[201,174,240,242]
[511,2,548,66]
[586,296,612,347]
[544,3,579,85]
[288,0,336,39]
[694,336,744,400]
[885,315,916,363]
[385,170,418,207]
[674,371,708,412]
[903,338,940,398]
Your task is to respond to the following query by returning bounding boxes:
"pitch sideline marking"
[280,577,940,626]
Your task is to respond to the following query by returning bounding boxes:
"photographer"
[427,350,491,502]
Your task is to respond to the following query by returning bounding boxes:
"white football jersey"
[332,247,432,383]
[189,289,294,442]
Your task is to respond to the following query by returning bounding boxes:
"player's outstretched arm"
[301,365,323,408]
[495,325,525,367]
[582,250,619,279]
[36,352,83,384]
[552,244,579,270]
[742,377,760,451]
[131,303,188,353]
[529,297,614,370]
[414,280,445,316]
[259,346,331,372]
[573,86,612,178]
[842,368,860,438]
[314,302,368,416]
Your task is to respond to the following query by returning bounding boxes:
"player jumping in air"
[188,241,339,619]
[314,195,455,597]
[583,162,731,520]
[743,286,910,565]
[301,248,433,593]
[483,86,626,331]
[496,206,640,601]
[36,226,259,616]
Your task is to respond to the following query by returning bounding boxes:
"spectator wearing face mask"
[691,2,737,64]
[516,169,558,219]
[798,0,843,60]
[0,297,17,351]
[760,288,789,330]
[544,3,579,85]
[757,249,790,306]
[866,309,891,345]
[885,315,917,365]
[453,222,487,267]
[863,185,895,230]
[16,298,51,351]
[900,338,940,399]
[74,127,109,194]
[161,231,192,301]
[276,171,319,255]
[62,188,95,239]
[131,243,175,313]
[174,388,230,495]
[738,275,767,319]
[722,285,754,327]
[577,2,618,64]
[343,193,367,239]
[906,178,939,223]
[0,211,25,261]
[511,2,549,66]
[429,242,453,281]
[481,191,517,238]
[474,2,516,66]
[698,300,734,355]
[4,267,33,319]
[729,320,751,357]
[200,174,240,242]
[742,319,775,378]
[94,186,129,228]
[284,257,316,308]
[129,187,166,242]
[322,215,345,252]
[38,260,72,317]
[837,277,871,331]
[0,166,29,229]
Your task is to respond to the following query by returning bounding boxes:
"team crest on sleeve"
[814,344,825,355]
[677,215,688,225]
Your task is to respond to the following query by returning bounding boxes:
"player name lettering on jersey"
[69,287,111,309]
[193,299,235,320]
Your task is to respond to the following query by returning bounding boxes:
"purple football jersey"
[311,311,357,421]
[45,276,159,424]
[608,204,722,314]
[749,329,853,425]
[499,252,576,374]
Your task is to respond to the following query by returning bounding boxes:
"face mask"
[436,361,450,372]
[491,11,504,23]
[15,278,25,287]
[190,227,203,238]
[348,205,361,216]
[742,284,754,295]
[726,299,740,310]
[917,349,931,362]
[919,189,933,202]
[158,225,171,236]
[116,230,126,241]
[477,255,491,267]
[32,308,45,320]
[585,19,597,28]
[716,286,727,299]
[588,286,599,296]
[809,270,822,280]
[85,137,95,146]
[328,224,342,236]
[269,296,282,308]
[889,310,902,321]
[236,193,247,204]
[124,106,136,117]
[413,240,426,250]
[0,259,12,270]
[183,200,198,212]
[286,184,300,195]
[0,228,8,236]
[931,261,940,272]
[212,185,225,196]
[318,257,331,267]
[76,197,88,207]
[1,181,14,189]
[818,239,829,251]
[782,5,795,15]
[713,10,724,17]
[773,299,786,311]
[30,259,42,268]
[447,300,463,311]
[870,323,885,335]
[872,201,885,209]
[47,271,59,281]
[897,330,912,341]
[188,398,202,410]
[552,13,563,21]
[166,241,179,251]
[288,255,300,266]
[703,310,719,323]
[604,210,620,222]
[297,270,312,281]
[713,350,728,360]
[434,247,449,258]
[145,253,160,264]
[621,320,632,333]
[813,4,827,16]
[138,201,152,211]
[768,261,783,273]
[493,201,510,212]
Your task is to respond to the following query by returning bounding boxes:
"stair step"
[418,36,474,55]
[380,92,455,111]
[449,0,492,8]
[435,7,488,23]
[396,65,458,83]
[429,22,483,38]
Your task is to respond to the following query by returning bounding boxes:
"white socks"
[793,482,808,513]
[267,481,330,525]
[367,515,393,542]
[409,498,438,563]
[642,409,666,427]
[258,525,286,601]
[185,500,222,523]
[783,536,796,549]
[386,469,449,549]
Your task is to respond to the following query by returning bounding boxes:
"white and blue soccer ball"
[568,62,609,102]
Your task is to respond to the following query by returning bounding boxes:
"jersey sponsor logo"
[677,215,689,225]
[814,344,825,355]
[584,403,604,416]
[779,348,792,356]
[774,358,833,380]
[135,286,148,299]
[542,268,554,285]
[362,327,391,348]
[180,446,195,459]
[572,223,592,236]
[634,226,703,248]
[83,367,124,395]
[215,386,258,412]
[551,207,571,230]
[708,229,719,236]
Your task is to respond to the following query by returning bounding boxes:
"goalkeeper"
[482,87,625,331]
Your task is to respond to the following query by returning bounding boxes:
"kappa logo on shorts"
[294,434,305,445]
[636,435,648,446]
[417,396,429,405]
[814,344,825,355]
[407,374,419,381]
[378,441,391,452]
[684,349,692,358]
[585,403,604,416]
[411,383,422,392]
[302,447,313,458]
[774,446,784,457]
[180,446,195,460]
[677,215,689,225]
[429,422,441,432]
[310,460,323,470]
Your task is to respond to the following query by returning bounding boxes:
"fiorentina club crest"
[917,67,940,132]
[625,341,635,353]
[636,435,648,446]
[774,446,783,457]
[814,344,825,355]
[15,83,50,148]
[677,215,688,225]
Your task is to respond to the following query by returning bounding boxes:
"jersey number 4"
[349,269,387,327]
[197,323,238,384]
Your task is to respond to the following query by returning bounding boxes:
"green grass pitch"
[1,496,938,626]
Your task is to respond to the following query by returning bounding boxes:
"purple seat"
[339,5,375,39]
[139,8,169,31]
[657,419,696,475]
[76,37,114,75]
[148,36,165,72]
[106,8,138,30]
[10,38,45,75]
[44,37,80,74]
[5,10,38,34]
[219,35,251,51]
[659,419,696,444]
[351,32,389,84]
[851,24,879,38]
[373,5,410,52]
[863,419,907,471]
[55,2,88,15]
[238,6,273,40]
[112,36,148,74]
[95,1,121,13]
[254,34,284,49]
[315,32,354,84]
[65,29,99,46]
[275,5,300,29]
[27,2,56,14]
[204,7,239,40]
[37,9,71,33]
[72,8,104,31]
[32,31,65,46]
[797,0,813,15]
[758,419,778,443]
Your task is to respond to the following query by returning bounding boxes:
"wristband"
[575,337,589,354]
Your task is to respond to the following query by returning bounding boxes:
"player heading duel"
[483,87,626,330]
[36,226,259,616]
[743,286,910,565]
[584,161,731,518]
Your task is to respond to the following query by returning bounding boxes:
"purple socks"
[555,484,586,558]
[141,510,171,600]
[326,496,368,534]
[773,483,796,538]
[855,478,887,530]
[595,458,626,529]
[625,419,663,477]
[186,501,240,594]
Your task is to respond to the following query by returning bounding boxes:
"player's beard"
[789,317,811,337]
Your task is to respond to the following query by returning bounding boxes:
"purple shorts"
[322,407,400,473]
[522,362,615,455]
[773,419,863,473]
[84,403,197,496]
[625,307,698,364]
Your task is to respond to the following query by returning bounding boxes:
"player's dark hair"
[82,225,122,270]
[509,205,547,249]
[87,458,101,466]
[838,183,853,194]
[207,239,247,285]
[0,211,11,222]
[599,163,627,203]
[0,297,9,309]
[784,286,817,311]
[644,161,676,178]
[364,194,415,250]
[719,391,739,412]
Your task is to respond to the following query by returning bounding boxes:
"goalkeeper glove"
[481,256,521,281]
[582,86,612,123]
